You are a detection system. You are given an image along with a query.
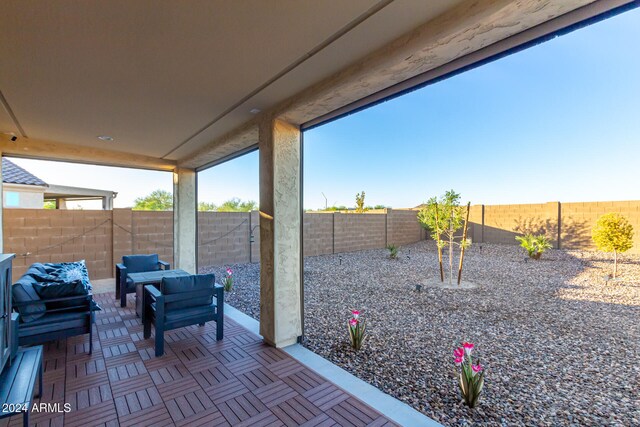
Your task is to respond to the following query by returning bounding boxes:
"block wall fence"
[466,201,640,253]
[3,208,425,280]
[4,201,639,280]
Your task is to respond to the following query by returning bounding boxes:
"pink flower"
[462,342,474,355]
[349,318,358,328]
[226,268,233,276]
[454,356,464,366]
[351,310,360,320]
[453,347,464,359]
[471,363,483,375]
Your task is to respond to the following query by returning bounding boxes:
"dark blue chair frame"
[143,284,224,357]
[12,294,96,354]
[115,257,170,308]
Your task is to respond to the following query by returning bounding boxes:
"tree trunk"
[613,250,618,278]
[437,245,444,282]
[457,202,471,286]
[435,203,444,282]
[449,212,454,285]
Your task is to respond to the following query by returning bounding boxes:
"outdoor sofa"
[11,261,98,354]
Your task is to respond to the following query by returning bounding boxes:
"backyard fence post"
[332,212,336,254]
[557,202,562,249]
[385,208,390,247]
[481,204,485,243]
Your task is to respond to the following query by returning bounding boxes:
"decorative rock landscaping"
[201,241,640,426]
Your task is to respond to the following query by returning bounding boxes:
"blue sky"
[12,7,640,209]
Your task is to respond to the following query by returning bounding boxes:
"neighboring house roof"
[2,158,48,186]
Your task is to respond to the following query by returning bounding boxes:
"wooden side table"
[0,345,43,426]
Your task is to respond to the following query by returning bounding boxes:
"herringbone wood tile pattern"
[1,292,396,427]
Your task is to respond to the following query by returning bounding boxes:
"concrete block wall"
[481,203,555,245]
[303,213,334,256]
[468,205,483,243]
[131,211,174,266]
[112,208,133,272]
[561,201,640,252]
[470,200,640,254]
[334,212,387,253]
[198,212,251,267]
[4,209,113,280]
[386,208,424,246]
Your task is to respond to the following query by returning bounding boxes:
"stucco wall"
[3,184,45,209]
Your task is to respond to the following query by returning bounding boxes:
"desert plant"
[417,190,471,285]
[453,342,485,408]
[222,268,233,292]
[348,310,365,350]
[592,213,634,278]
[355,191,366,213]
[515,233,553,260]
[386,244,398,259]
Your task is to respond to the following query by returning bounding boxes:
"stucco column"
[259,117,302,348]
[173,168,197,273]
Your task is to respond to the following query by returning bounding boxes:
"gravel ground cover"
[201,241,640,426]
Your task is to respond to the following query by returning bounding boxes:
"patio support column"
[173,168,197,273]
[259,117,302,348]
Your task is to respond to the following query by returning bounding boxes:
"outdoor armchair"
[143,274,223,357]
[115,254,170,307]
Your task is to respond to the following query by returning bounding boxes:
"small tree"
[592,213,634,278]
[417,190,471,285]
[217,198,257,212]
[198,202,217,211]
[355,191,366,213]
[133,189,173,211]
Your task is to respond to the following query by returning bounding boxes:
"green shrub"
[386,244,398,259]
[515,234,552,260]
[592,213,634,278]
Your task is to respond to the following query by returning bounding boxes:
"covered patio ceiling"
[0,0,629,171]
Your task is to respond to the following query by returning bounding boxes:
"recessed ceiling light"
[97,135,114,141]
[249,108,261,114]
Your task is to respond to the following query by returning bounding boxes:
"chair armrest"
[145,285,162,302]
[158,260,170,270]
[116,264,127,282]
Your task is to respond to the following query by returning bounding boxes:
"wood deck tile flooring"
[1,292,397,427]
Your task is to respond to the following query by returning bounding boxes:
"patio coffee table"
[128,269,190,318]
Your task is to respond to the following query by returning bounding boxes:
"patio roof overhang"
[0,0,630,171]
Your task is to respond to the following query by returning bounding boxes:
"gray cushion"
[12,278,46,323]
[123,254,159,274]
[34,280,88,302]
[161,274,215,311]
